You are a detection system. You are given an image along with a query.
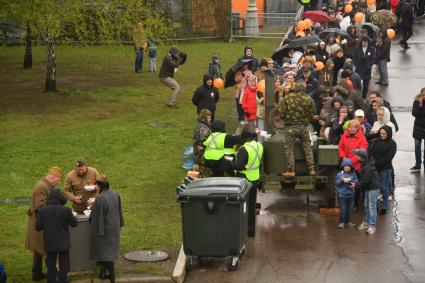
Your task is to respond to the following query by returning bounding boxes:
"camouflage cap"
[75,157,87,167]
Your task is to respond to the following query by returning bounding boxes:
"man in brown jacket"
[25,166,64,281]
[63,158,101,214]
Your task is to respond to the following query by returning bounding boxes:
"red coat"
[338,129,368,170]
[242,85,257,121]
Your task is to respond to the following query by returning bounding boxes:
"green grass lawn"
[0,38,280,281]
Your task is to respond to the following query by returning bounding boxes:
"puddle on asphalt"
[1,196,31,204]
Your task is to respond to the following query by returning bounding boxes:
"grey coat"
[89,189,124,261]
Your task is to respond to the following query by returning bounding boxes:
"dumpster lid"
[177,177,251,197]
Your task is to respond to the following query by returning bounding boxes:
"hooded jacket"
[192,74,220,114]
[36,189,78,253]
[370,107,396,137]
[335,158,359,198]
[357,157,381,191]
[338,128,368,170]
[242,82,258,121]
[377,28,391,61]
[352,37,377,80]
[369,125,397,171]
[412,97,425,139]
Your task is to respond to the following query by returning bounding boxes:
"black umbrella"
[284,36,322,49]
[271,46,303,65]
[319,28,353,41]
[356,23,380,39]
[224,58,253,88]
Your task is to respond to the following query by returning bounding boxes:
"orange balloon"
[304,18,313,28]
[257,79,265,93]
[344,4,353,13]
[296,31,305,38]
[354,12,364,23]
[296,21,306,31]
[213,78,224,89]
[367,0,375,6]
[315,61,324,71]
[387,29,396,39]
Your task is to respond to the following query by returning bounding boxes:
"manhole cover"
[124,250,169,262]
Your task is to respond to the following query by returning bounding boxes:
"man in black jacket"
[352,36,377,98]
[36,189,78,283]
[375,29,391,86]
[159,47,186,108]
[397,0,414,49]
[192,74,220,120]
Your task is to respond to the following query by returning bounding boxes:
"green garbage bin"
[176,177,251,271]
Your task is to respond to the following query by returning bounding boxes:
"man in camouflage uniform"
[192,109,212,177]
[278,81,317,177]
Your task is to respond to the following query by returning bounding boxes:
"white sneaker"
[345,222,356,228]
[338,223,345,229]
[358,222,369,230]
[367,226,376,235]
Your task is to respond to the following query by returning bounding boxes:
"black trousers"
[248,181,259,237]
[362,78,370,98]
[32,253,44,280]
[46,251,69,283]
[401,26,413,46]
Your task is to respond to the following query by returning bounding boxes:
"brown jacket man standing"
[63,158,100,214]
[25,166,63,281]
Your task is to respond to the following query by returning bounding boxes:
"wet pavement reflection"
[185,19,425,283]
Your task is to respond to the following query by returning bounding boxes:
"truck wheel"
[326,167,338,208]
[227,257,239,271]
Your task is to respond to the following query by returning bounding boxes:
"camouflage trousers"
[282,125,315,172]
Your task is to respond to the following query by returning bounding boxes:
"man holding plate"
[63,158,101,214]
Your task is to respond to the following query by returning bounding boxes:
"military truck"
[261,70,340,208]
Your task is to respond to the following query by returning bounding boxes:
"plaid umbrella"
[370,9,397,29]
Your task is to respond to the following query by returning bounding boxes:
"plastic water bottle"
[182,144,194,170]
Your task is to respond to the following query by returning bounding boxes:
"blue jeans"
[378,169,392,209]
[339,196,354,224]
[364,189,379,227]
[135,48,144,72]
[414,138,425,167]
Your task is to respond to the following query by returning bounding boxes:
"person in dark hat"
[208,54,223,79]
[192,74,220,119]
[63,158,101,214]
[239,46,259,72]
[36,189,77,283]
[203,120,242,177]
[352,148,381,235]
[231,128,263,237]
[89,175,124,283]
[159,46,187,108]
[352,36,377,98]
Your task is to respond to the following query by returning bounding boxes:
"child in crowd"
[36,189,78,283]
[147,36,158,72]
[336,158,359,229]
[242,75,258,131]
[208,54,223,79]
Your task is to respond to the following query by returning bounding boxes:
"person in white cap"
[354,109,372,135]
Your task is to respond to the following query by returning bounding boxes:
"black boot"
[105,262,115,283]
[32,253,46,281]
[98,262,106,280]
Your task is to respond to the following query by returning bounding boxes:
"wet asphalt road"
[185,19,425,283]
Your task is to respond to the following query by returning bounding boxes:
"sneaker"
[338,223,345,229]
[345,222,356,228]
[410,165,421,172]
[358,222,369,230]
[366,226,376,235]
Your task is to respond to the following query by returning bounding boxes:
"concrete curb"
[171,244,187,283]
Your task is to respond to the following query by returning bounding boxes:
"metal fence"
[231,12,298,39]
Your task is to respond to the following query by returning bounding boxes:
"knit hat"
[211,120,226,132]
[48,167,64,178]
[75,158,87,167]
[354,109,365,117]
[352,149,368,160]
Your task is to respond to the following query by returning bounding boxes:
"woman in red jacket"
[338,119,368,171]
[242,75,258,130]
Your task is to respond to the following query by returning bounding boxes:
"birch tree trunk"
[44,38,57,92]
[23,23,32,68]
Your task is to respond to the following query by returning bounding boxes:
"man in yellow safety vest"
[232,129,263,237]
[203,120,241,177]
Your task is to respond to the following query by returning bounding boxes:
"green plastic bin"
[176,177,251,270]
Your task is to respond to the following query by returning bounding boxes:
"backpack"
[0,262,7,283]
